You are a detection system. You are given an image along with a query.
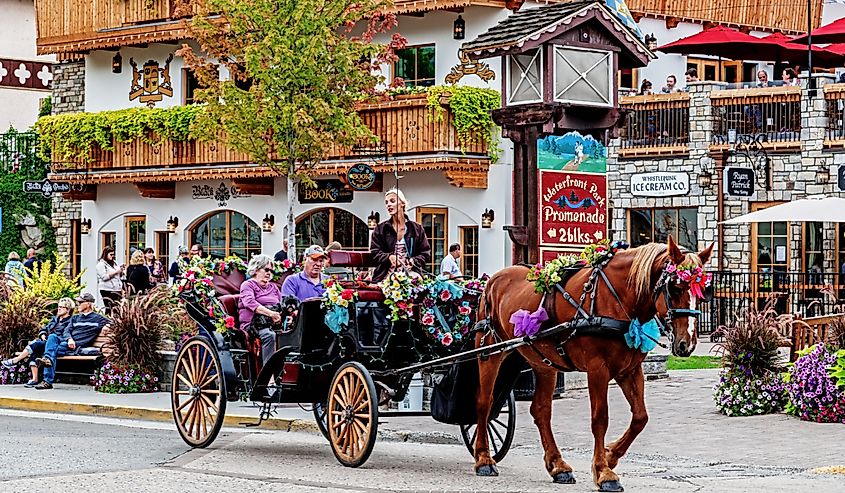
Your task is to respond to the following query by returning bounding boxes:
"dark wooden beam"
[665,17,681,29]
[64,185,97,201]
[232,178,274,195]
[135,182,175,199]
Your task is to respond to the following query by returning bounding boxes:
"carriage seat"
[218,294,241,328]
[328,250,375,268]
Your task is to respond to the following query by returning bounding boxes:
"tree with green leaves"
[178,0,403,259]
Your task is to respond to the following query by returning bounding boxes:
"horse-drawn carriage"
[170,250,520,467]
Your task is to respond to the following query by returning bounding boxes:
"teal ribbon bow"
[324,304,349,334]
[624,318,660,353]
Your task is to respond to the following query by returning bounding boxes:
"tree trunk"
[287,170,297,261]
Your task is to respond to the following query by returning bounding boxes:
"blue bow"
[324,305,349,334]
[624,318,660,353]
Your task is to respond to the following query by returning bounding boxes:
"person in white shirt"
[440,243,462,279]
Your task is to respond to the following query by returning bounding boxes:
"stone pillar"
[50,60,85,274]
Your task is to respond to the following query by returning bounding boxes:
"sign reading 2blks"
[724,167,755,197]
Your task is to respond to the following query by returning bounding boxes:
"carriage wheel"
[313,400,329,441]
[460,391,516,463]
[327,362,378,467]
[171,336,227,448]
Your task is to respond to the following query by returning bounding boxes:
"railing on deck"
[700,271,845,337]
[711,86,801,147]
[619,92,689,155]
[824,84,845,145]
[0,131,42,173]
[51,95,487,172]
[36,0,188,42]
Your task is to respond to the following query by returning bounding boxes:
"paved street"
[1,369,843,492]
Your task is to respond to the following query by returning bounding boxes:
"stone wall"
[50,60,85,274]
[609,75,843,273]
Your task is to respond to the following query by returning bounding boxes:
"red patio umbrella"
[760,32,842,67]
[657,26,769,60]
[792,17,845,44]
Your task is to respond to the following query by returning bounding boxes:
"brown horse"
[473,237,712,491]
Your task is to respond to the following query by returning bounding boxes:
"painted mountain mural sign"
[539,170,607,248]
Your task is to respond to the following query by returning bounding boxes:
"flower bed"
[713,369,787,416]
[0,362,28,385]
[784,344,845,423]
[93,362,159,394]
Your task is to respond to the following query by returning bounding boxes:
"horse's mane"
[625,243,702,302]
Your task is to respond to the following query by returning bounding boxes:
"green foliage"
[35,105,205,165]
[22,253,84,301]
[666,355,721,370]
[426,85,501,161]
[0,290,50,358]
[0,129,56,260]
[830,349,845,389]
[712,299,793,375]
[38,97,52,118]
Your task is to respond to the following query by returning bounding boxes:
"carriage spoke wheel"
[171,336,227,448]
[327,362,378,467]
[313,400,329,441]
[460,391,516,463]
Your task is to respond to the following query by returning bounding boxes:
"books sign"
[630,172,689,197]
[539,170,607,247]
[299,179,353,204]
[724,167,755,197]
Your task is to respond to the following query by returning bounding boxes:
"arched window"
[296,208,369,251]
[189,210,261,260]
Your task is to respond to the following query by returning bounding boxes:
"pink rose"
[441,333,453,346]
[439,289,451,301]
[207,306,214,317]
[341,289,354,301]
[224,316,235,329]
[421,312,435,325]
[459,305,471,316]
[665,264,677,273]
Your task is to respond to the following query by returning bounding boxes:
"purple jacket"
[238,279,282,330]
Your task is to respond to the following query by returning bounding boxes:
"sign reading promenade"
[539,170,607,248]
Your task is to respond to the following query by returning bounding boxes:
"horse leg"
[474,349,504,476]
[530,367,575,484]
[605,364,647,470]
[587,368,623,492]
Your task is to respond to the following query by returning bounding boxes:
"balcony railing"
[711,86,801,148]
[51,95,489,173]
[824,84,845,146]
[619,92,689,156]
[0,131,44,173]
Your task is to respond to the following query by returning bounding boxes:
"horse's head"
[654,237,714,357]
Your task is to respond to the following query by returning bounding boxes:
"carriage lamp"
[262,214,275,232]
[481,209,495,229]
[367,211,380,230]
[644,34,658,51]
[815,164,830,185]
[697,160,713,188]
[112,52,122,74]
[453,15,465,40]
[80,218,92,235]
[166,216,179,233]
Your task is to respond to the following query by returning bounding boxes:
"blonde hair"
[7,251,20,261]
[385,188,408,208]
[58,297,76,311]
[130,250,145,266]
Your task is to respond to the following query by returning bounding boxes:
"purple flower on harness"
[510,307,549,337]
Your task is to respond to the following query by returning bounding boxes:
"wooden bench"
[791,313,843,361]
[54,329,112,378]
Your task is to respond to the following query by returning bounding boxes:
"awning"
[721,197,845,224]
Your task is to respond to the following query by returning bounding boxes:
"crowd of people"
[637,66,805,96]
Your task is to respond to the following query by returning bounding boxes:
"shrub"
[21,253,84,302]
[0,290,50,359]
[784,344,845,423]
[0,362,28,385]
[93,362,159,393]
[105,288,171,371]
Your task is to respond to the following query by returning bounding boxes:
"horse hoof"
[476,464,499,477]
[599,480,624,492]
[553,471,576,484]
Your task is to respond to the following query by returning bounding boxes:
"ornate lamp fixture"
[453,15,465,40]
[481,209,495,229]
[262,214,275,233]
[815,164,830,185]
[644,34,658,51]
[80,218,92,235]
[166,216,179,233]
[367,211,380,230]
[112,52,122,74]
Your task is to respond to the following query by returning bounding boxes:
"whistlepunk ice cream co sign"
[539,170,607,247]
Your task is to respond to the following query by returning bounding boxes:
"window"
[155,231,170,273]
[554,46,612,106]
[628,208,698,251]
[618,68,638,94]
[70,219,82,277]
[190,210,261,260]
[417,207,448,275]
[295,208,369,253]
[101,232,116,253]
[508,48,542,104]
[183,68,201,104]
[125,216,146,261]
[752,203,788,273]
[394,44,435,88]
[459,226,479,278]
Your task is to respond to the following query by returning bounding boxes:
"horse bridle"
[652,266,703,344]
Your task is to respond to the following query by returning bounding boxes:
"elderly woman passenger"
[370,188,431,282]
[238,255,282,365]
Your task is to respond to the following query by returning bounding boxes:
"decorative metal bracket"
[730,133,771,191]
[445,49,495,85]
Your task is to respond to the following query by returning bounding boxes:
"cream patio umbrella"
[721,197,845,224]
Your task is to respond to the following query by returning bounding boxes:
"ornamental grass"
[105,287,176,372]
[0,290,50,361]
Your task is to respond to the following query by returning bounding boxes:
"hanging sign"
[191,182,248,207]
[724,167,755,197]
[346,163,377,191]
[23,179,70,197]
[299,179,353,204]
[630,172,689,197]
[539,170,607,247]
[838,164,845,192]
[540,248,581,264]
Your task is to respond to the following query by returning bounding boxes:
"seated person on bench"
[35,293,111,390]
[2,297,75,387]
[239,254,284,365]
[281,245,328,302]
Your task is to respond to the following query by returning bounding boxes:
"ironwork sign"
[129,54,174,107]
[299,179,353,204]
[346,163,377,191]
[191,182,247,207]
[724,167,755,197]
[23,179,70,197]
[838,164,845,192]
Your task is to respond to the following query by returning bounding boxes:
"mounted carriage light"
[815,164,830,185]
[453,15,465,40]
[112,52,122,74]
[697,158,713,188]
[481,209,495,229]
[80,218,92,235]
[262,214,275,232]
[644,33,658,51]
[367,211,380,230]
[166,216,179,233]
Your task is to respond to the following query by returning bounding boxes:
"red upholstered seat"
[213,270,246,296]
[329,250,374,268]
[357,288,386,303]
[218,294,240,327]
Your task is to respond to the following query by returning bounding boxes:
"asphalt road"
[0,403,843,493]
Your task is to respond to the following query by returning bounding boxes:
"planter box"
[157,350,177,392]
[643,354,668,380]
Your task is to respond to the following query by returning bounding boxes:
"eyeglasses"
[261,267,274,273]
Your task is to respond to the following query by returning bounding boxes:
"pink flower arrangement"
[421,311,435,326]
[341,289,354,301]
[224,316,235,329]
[439,289,451,302]
[441,332,454,346]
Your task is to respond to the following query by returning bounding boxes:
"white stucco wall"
[0,0,54,130]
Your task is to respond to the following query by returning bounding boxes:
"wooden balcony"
[709,86,802,152]
[619,92,690,158]
[47,95,492,188]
